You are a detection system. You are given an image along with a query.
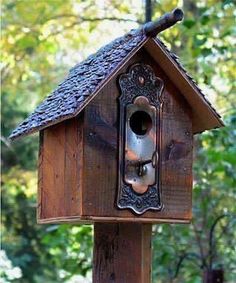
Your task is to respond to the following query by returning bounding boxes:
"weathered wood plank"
[64,118,82,216]
[38,47,193,223]
[38,117,83,220]
[93,223,152,283]
[82,48,193,221]
[41,122,66,218]
[144,38,223,133]
[37,131,44,220]
[37,215,190,224]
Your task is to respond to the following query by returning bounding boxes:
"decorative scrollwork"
[119,63,164,107]
[117,63,164,215]
[118,185,161,215]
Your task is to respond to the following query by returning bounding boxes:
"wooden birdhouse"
[10,9,223,225]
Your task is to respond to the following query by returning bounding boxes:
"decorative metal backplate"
[117,63,164,215]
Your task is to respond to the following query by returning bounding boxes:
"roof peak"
[9,9,223,141]
[144,8,184,37]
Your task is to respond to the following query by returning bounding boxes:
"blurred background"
[1,0,236,282]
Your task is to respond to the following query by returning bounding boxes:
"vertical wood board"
[38,116,83,220]
[82,48,193,221]
[93,223,152,283]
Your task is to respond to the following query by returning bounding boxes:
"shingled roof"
[10,10,223,140]
[10,28,147,140]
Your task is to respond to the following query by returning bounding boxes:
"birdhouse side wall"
[81,48,193,223]
[37,116,83,222]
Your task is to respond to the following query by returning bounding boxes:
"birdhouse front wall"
[38,47,193,224]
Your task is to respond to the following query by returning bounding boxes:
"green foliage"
[152,111,236,282]
[151,1,236,282]
[1,0,236,282]
[1,168,92,282]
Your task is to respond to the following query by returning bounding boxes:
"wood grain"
[37,215,190,224]
[93,223,152,283]
[82,48,193,222]
[37,131,44,220]
[144,38,223,133]
[38,46,193,223]
[37,116,83,221]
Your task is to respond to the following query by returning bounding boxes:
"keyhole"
[137,164,147,176]
[129,111,152,135]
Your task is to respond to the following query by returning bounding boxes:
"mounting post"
[93,223,152,283]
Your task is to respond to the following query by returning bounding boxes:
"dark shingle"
[10,28,146,140]
[10,25,222,140]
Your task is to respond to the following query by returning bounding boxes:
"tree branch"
[41,16,141,41]
[174,252,202,279]
[208,214,230,270]
[192,222,209,269]
[45,15,142,25]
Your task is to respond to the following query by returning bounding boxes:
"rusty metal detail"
[117,63,164,215]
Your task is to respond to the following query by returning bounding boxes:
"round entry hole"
[129,111,152,135]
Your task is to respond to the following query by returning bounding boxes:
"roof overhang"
[10,30,224,141]
[144,38,224,134]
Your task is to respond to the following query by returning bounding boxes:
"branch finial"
[144,8,184,37]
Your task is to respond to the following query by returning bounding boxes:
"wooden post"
[203,270,224,283]
[93,223,152,283]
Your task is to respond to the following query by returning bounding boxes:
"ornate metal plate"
[117,63,164,215]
